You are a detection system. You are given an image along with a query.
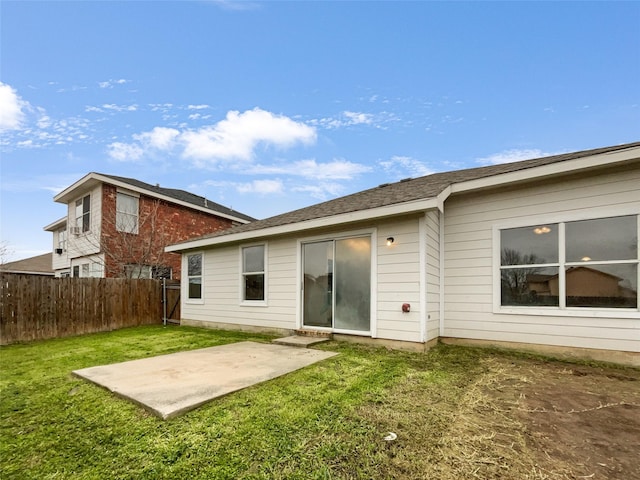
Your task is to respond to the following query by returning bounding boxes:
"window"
[75,195,90,232]
[499,215,638,310]
[187,253,203,300]
[116,192,139,234]
[58,228,67,252]
[81,263,90,277]
[72,265,79,277]
[125,264,152,279]
[89,263,103,278]
[152,266,172,280]
[242,245,265,302]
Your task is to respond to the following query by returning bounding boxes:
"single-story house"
[167,142,640,365]
[0,253,55,276]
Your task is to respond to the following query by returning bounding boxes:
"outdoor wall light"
[386,237,395,246]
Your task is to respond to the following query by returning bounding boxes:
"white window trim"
[115,189,140,235]
[493,210,640,319]
[184,251,204,304]
[239,242,268,307]
[74,194,91,234]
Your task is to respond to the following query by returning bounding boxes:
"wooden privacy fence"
[0,274,170,345]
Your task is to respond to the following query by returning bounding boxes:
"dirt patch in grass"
[356,349,640,480]
[511,358,640,479]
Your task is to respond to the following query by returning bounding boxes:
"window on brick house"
[116,192,139,234]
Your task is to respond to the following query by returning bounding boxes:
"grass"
[0,325,616,479]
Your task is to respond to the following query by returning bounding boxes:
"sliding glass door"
[302,236,371,332]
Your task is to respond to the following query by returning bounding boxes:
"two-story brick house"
[44,173,255,279]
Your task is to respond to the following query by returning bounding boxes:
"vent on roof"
[400,177,412,182]
[378,183,390,188]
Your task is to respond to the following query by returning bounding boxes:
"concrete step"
[272,335,331,348]
[293,329,333,339]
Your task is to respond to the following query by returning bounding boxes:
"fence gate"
[162,279,181,325]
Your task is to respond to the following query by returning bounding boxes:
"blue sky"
[1,1,639,262]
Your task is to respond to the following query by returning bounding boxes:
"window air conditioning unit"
[70,226,81,235]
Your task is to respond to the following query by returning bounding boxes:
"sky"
[1,1,639,262]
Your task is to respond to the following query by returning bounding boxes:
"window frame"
[57,228,67,252]
[239,243,268,306]
[185,252,204,304]
[75,194,91,233]
[115,190,139,234]
[493,210,640,318]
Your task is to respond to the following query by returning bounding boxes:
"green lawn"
[2,325,624,479]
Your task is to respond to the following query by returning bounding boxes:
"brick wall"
[101,185,235,279]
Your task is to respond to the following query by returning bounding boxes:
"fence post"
[162,277,167,326]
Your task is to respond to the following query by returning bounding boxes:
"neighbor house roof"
[53,172,256,224]
[167,141,640,252]
[1,253,54,275]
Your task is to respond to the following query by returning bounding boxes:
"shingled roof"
[1,253,54,275]
[170,141,640,247]
[97,174,256,223]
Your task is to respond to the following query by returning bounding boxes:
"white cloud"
[106,108,316,164]
[379,155,434,178]
[0,82,28,131]
[187,104,210,110]
[252,158,371,180]
[180,108,316,162]
[476,148,562,166]
[237,179,284,194]
[310,110,396,130]
[107,142,144,161]
[292,181,345,200]
[101,103,138,112]
[343,111,373,125]
[99,79,129,89]
[133,127,180,150]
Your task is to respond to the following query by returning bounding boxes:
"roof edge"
[166,197,439,252]
[54,173,252,224]
[450,143,640,195]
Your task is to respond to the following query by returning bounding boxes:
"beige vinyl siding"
[66,184,102,259]
[51,230,69,272]
[182,239,298,331]
[425,210,440,341]
[443,166,640,352]
[377,216,422,342]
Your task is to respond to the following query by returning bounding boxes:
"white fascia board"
[43,216,68,231]
[450,146,640,195]
[166,197,439,252]
[54,173,251,224]
[53,173,99,203]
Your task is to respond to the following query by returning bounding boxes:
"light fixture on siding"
[581,256,591,262]
[386,237,395,246]
[533,226,551,235]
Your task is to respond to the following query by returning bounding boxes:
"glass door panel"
[302,241,333,328]
[334,237,371,331]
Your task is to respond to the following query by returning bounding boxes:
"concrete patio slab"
[73,341,338,419]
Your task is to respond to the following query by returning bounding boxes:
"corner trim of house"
[439,337,640,368]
